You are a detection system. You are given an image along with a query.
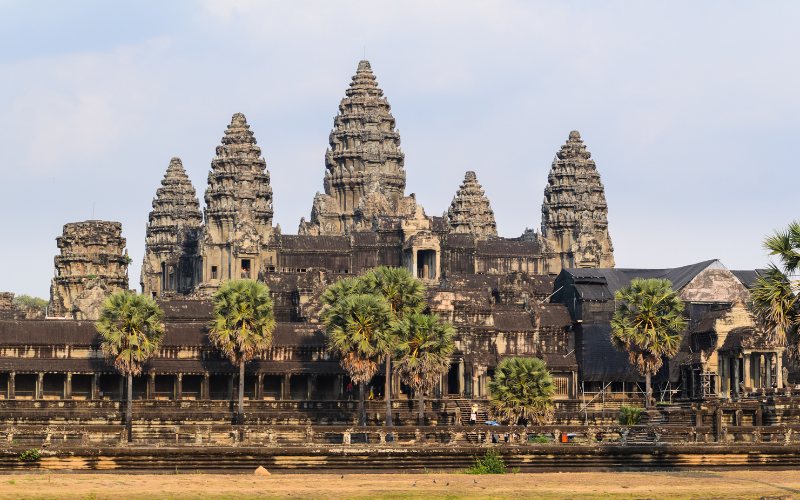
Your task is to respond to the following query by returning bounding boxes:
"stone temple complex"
[0,60,795,461]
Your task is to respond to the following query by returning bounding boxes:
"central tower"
[299,60,408,235]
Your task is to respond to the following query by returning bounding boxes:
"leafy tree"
[394,313,456,425]
[323,293,392,426]
[209,279,276,424]
[488,357,555,425]
[611,278,686,407]
[12,295,48,318]
[96,291,165,441]
[751,221,800,357]
[362,267,426,428]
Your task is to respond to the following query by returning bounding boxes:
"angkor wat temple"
[0,61,794,443]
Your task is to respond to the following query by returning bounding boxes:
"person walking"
[470,403,478,425]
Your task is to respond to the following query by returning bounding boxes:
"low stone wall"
[3,444,800,472]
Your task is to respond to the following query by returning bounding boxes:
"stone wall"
[48,221,129,320]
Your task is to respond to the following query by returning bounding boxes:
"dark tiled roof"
[731,269,767,289]
[281,235,350,252]
[476,239,539,257]
[491,310,534,331]
[564,260,721,297]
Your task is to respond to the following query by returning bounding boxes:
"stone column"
[36,373,44,400]
[457,359,465,396]
[91,373,99,400]
[8,372,15,400]
[766,354,773,389]
[757,354,764,389]
[256,373,264,400]
[227,374,235,401]
[743,353,751,390]
[118,376,124,401]
[202,373,210,400]
[336,375,343,399]
[175,373,183,401]
[147,372,156,400]
[307,375,314,401]
[776,352,784,389]
[65,372,72,400]
[719,356,727,398]
[732,357,740,399]
[282,374,291,400]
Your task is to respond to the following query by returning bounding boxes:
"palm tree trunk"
[417,388,425,426]
[358,382,366,426]
[126,373,133,442]
[385,354,393,429]
[645,372,652,409]
[238,360,245,425]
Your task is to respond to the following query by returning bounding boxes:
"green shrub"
[528,434,551,444]
[18,449,41,462]
[465,450,506,474]
[619,405,643,425]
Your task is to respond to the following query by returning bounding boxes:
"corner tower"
[141,157,203,297]
[540,131,614,269]
[299,60,411,235]
[446,171,497,238]
[201,113,275,286]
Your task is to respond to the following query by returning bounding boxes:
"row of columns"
[720,350,784,398]
[2,372,329,401]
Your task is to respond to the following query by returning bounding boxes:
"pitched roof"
[564,260,722,300]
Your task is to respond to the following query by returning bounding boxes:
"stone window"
[211,266,218,280]
[241,259,251,279]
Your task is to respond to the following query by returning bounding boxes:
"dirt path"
[0,470,798,499]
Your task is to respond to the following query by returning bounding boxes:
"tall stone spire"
[141,157,203,296]
[204,113,274,230]
[299,60,411,235]
[540,131,614,270]
[201,113,275,285]
[446,171,497,238]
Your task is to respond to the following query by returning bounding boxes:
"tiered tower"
[49,221,129,320]
[446,171,498,238]
[540,131,614,269]
[141,157,203,297]
[201,113,275,285]
[299,60,413,235]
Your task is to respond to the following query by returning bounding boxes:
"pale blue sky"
[1,1,797,298]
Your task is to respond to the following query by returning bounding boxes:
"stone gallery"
[0,61,794,451]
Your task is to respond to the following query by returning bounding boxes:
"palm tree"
[751,221,800,357]
[323,293,392,426]
[394,313,456,425]
[487,357,555,425]
[209,279,276,425]
[363,267,426,429]
[96,291,165,441]
[611,278,686,408]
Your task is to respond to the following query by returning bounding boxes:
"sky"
[0,1,798,299]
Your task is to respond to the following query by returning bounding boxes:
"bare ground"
[0,470,798,499]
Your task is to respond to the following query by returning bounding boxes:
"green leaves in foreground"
[465,450,507,474]
[488,357,555,425]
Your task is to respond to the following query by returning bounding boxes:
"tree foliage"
[488,357,555,425]
[96,291,165,376]
[611,278,686,376]
[751,221,800,357]
[394,313,455,394]
[12,294,47,318]
[209,279,276,365]
[323,293,392,384]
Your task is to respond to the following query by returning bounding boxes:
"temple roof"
[447,171,497,238]
[144,157,202,255]
[204,113,273,227]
